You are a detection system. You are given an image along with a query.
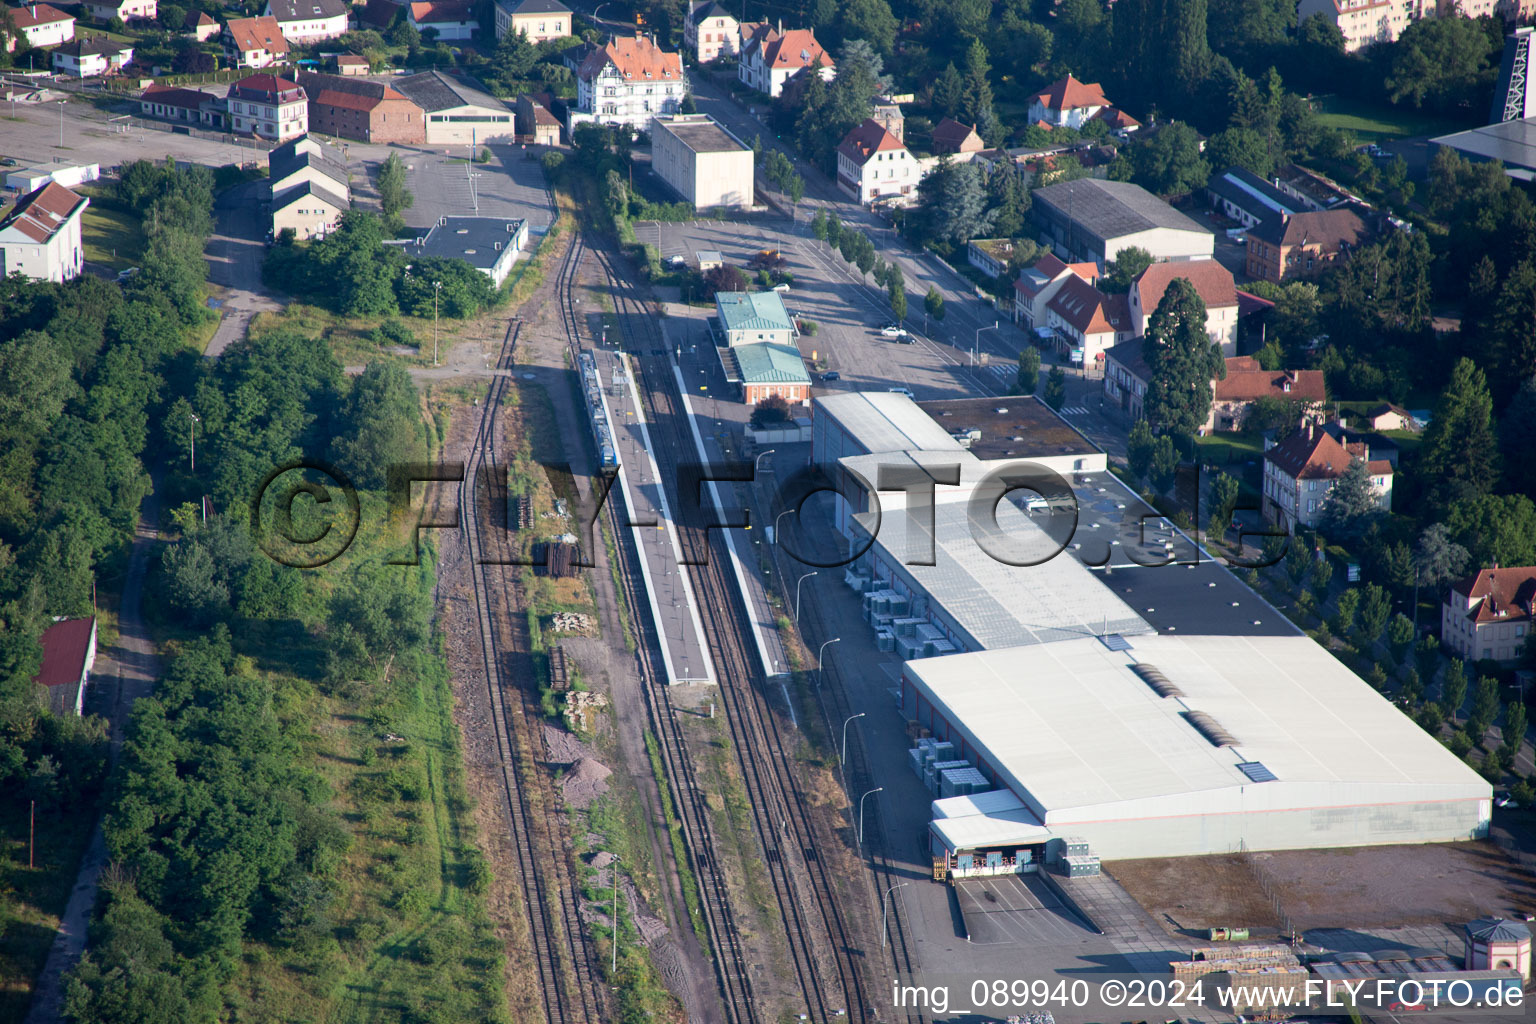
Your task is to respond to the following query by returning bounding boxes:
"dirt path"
[204,180,280,359]
[23,492,161,1024]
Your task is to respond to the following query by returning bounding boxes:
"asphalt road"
[204,178,280,359]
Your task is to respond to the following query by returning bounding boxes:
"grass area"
[249,302,469,369]
[1193,430,1267,467]
[1312,94,1471,143]
[80,202,141,272]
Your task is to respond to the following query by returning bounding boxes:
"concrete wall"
[423,105,517,145]
[652,125,753,209]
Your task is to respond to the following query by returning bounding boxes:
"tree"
[1356,583,1391,645]
[1111,0,1213,108]
[330,362,425,490]
[933,63,964,119]
[1209,472,1239,535]
[1500,375,1536,496]
[986,164,1031,239]
[376,154,413,234]
[1418,358,1499,505]
[1443,493,1536,569]
[1414,524,1470,593]
[838,0,898,54]
[1415,634,1441,685]
[490,27,539,88]
[811,209,828,240]
[924,285,945,322]
[1388,613,1415,657]
[911,157,992,251]
[1469,675,1501,740]
[1124,121,1210,197]
[1334,587,1360,635]
[1143,279,1222,437]
[1127,419,1155,483]
[1441,658,1468,720]
[604,168,629,221]
[958,38,997,139]
[1205,126,1274,178]
[1101,247,1154,294]
[171,46,215,75]
[702,264,748,296]
[1149,435,1179,491]
[1015,346,1040,395]
[1312,557,1333,598]
[1502,700,1527,758]
[1043,365,1066,411]
[1385,16,1500,113]
[1318,458,1381,539]
[888,279,906,319]
[750,394,791,429]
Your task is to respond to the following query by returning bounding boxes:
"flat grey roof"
[917,396,1098,461]
[817,392,967,455]
[1032,178,1211,243]
[654,115,748,154]
[408,216,523,270]
[1433,117,1536,179]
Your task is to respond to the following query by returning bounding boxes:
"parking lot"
[387,142,556,234]
[645,218,1013,402]
[2,94,265,173]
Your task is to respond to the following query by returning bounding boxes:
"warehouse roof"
[395,70,506,113]
[406,217,524,270]
[1207,167,1302,220]
[715,289,794,332]
[1432,117,1536,181]
[916,396,1098,461]
[849,496,1152,651]
[815,391,966,455]
[1032,178,1210,243]
[653,114,748,154]
[903,634,1489,823]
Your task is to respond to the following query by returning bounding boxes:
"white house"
[264,0,348,43]
[0,181,88,283]
[51,35,132,77]
[573,34,686,133]
[408,0,477,40]
[835,117,917,205]
[737,23,832,98]
[81,0,155,22]
[224,16,289,69]
[1261,424,1393,533]
[5,4,75,51]
[1442,568,1536,666]
[226,73,308,141]
[1027,74,1109,129]
[1127,259,1239,357]
[1042,272,1132,369]
[494,0,571,43]
[1012,253,1098,328]
[684,1,738,63]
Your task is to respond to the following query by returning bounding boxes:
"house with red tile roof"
[738,23,832,98]
[573,34,686,132]
[931,117,984,155]
[138,82,224,127]
[1246,206,1371,283]
[32,616,97,716]
[5,3,75,51]
[227,73,308,141]
[1207,360,1326,432]
[224,15,289,68]
[1129,259,1240,356]
[1044,272,1132,368]
[297,71,425,143]
[1012,252,1099,329]
[407,0,477,40]
[184,8,218,41]
[1443,566,1536,664]
[836,117,917,205]
[1262,422,1392,532]
[0,180,88,282]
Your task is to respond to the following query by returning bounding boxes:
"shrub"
[476,147,492,163]
[370,318,418,348]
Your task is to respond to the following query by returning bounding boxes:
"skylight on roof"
[1236,761,1277,783]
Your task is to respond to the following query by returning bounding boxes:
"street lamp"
[882,881,909,948]
[974,320,998,368]
[794,570,817,622]
[773,507,793,544]
[58,99,66,148]
[432,280,442,366]
[188,412,200,473]
[754,448,776,474]
[858,786,883,845]
[610,853,622,972]
[817,637,841,673]
[840,711,864,773]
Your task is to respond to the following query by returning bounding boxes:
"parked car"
[1494,790,1515,809]
[887,386,914,398]
[879,323,908,338]
[771,282,790,293]
[821,371,840,382]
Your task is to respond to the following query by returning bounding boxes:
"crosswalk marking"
[1060,405,1089,416]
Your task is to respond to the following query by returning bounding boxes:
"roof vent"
[1182,710,1238,748]
[995,407,1008,413]
[456,227,469,234]
[464,248,476,254]
[439,215,447,226]
[1131,663,1183,698]
[506,223,515,232]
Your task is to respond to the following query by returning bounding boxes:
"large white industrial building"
[808,391,1490,867]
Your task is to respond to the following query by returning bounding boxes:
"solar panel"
[1236,761,1276,783]
[1099,633,1132,651]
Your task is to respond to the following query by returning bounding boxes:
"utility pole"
[433,280,442,366]
[188,412,200,473]
[610,853,622,973]
[29,799,35,869]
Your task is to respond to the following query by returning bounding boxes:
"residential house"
[298,71,426,143]
[1044,273,1131,369]
[267,134,348,197]
[1128,259,1239,356]
[719,341,811,404]
[1104,336,1151,419]
[224,16,289,68]
[1366,402,1419,432]
[835,117,917,205]
[684,1,738,63]
[226,73,308,141]
[395,70,515,144]
[738,23,832,99]
[81,0,154,22]
[967,238,1020,279]
[264,0,348,43]
[408,0,476,40]
[1245,207,1370,283]
[51,35,131,77]
[1295,0,1431,53]
[932,118,983,155]
[138,82,222,125]
[1031,178,1215,269]
[272,180,348,240]
[1442,567,1536,665]
[5,4,75,51]
[1207,357,1326,431]
[494,0,570,43]
[1320,419,1401,468]
[404,217,529,287]
[1027,74,1110,128]
[0,180,87,283]
[183,8,217,40]
[572,35,686,133]
[715,290,796,346]
[871,98,904,142]
[1261,423,1392,532]
[334,54,369,74]
[1012,253,1099,329]
[1207,166,1304,230]
[516,93,561,145]
[31,616,96,717]
[651,114,754,209]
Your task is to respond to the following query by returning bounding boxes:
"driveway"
[204,179,279,359]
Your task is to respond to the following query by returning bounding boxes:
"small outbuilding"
[32,616,98,716]
[1464,918,1531,982]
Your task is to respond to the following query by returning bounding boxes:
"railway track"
[555,228,761,1024]
[586,240,873,1024]
[457,278,601,1024]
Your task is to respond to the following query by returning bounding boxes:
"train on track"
[578,348,619,469]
